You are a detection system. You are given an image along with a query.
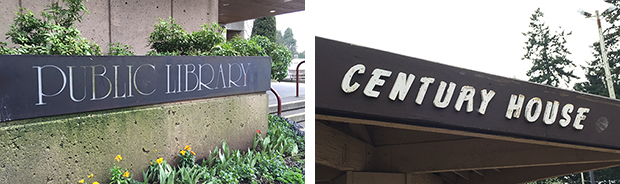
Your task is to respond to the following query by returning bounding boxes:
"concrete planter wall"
[0,93,267,183]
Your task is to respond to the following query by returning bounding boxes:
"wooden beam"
[407,173,444,184]
[351,172,406,184]
[472,170,483,176]
[460,162,620,184]
[333,171,352,184]
[316,122,375,171]
[453,171,470,181]
[349,124,373,145]
[373,138,620,173]
[316,114,620,155]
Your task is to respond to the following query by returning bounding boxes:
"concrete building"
[0,0,304,55]
[224,20,253,40]
[316,37,620,184]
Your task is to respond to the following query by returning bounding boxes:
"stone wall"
[0,92,267,183]
[0,0,218,55]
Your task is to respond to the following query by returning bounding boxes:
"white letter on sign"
[524,97,542,122]
[573,107,590,130]
[543,101,560,125]
[433,81,456,109]
[454,86,475,112]
[34,65,67,105]
[363,68,392,98]
[559,104,574,127]
[505,94,525,119]
[478,89,495,115]
[415,77,435,105]
[388,72,415,101]
[91,65,112,101]
[341,64,365,93]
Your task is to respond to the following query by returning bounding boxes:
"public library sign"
[316,37,620,150]
[0,55,270,122]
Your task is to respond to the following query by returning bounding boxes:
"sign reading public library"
[316,37,620,150]
[0,55,270,122]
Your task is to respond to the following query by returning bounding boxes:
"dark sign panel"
[316,37,620,150]
[0,55,270,122]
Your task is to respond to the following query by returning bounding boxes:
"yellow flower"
[88,174,93,178]
[114,155,122,162]
[78,179,84,183]
[93,182,100,184]
[180,150,186,156]
[156,157,163,165]
[191,151,195,156]
[184,145,191,151]
[154,149,157,152]
[123,171,130,178]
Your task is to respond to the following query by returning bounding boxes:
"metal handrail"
[296,60,305,97]
[270,87,282,116]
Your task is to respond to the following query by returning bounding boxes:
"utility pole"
[596,10,616,99]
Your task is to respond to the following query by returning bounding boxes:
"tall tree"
[298,51,305,58]
[277,27,298,56]
[522,8,577,88]
[251,16,277,42]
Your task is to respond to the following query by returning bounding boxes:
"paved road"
[268,81,305,105]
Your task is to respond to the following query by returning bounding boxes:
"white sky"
[310,0,617,84]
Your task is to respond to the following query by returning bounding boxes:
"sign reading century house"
[316,37,620,150]
[0,55,270,122]
[340,63,590,131]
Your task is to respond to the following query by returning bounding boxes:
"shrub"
[146,18,293,81]
[147,18,226,56]
[4,0,101,55]
[108,42,135,56]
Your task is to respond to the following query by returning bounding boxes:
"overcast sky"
[310,0,617,86]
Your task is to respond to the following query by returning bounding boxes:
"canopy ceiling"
[218,0,305,24]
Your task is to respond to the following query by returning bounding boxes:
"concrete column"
[76,0,110,53]
[0,0,19,44]
[172,0,218,33]
[110,0,171,55]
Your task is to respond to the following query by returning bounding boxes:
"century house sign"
[0,55,270,122]
[315,37,620,150]
[340,63,591,131]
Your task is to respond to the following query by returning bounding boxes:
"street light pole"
[595,10,616,99]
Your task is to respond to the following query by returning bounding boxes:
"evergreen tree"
[277,27,297,56]
[251,16,277,42]
[276,30,283,44]
[298,51,305,58]
[522,8,577,88]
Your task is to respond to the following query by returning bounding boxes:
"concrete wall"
[225,20,254,39]
[0,92,267,183]
[0,0,218,55]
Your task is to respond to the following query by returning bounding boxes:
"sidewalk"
[268,81,305,105]
[268,81,305,129]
